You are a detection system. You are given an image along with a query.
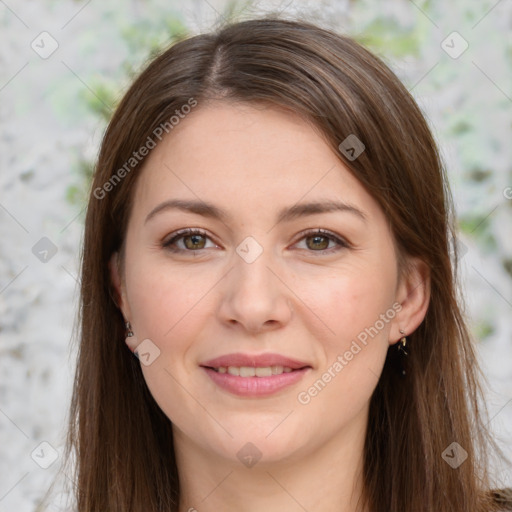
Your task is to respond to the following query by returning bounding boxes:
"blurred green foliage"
[355,18,422,57]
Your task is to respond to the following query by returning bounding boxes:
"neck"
[174,409,368,512]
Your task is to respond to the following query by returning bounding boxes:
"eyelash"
[162,228,350,255]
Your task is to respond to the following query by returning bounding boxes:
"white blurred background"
[0,1,511,510]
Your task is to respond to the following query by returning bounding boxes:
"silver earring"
[125,321,134,338]
[124,321,138,356]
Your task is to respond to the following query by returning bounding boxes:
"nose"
[217,247,293,333]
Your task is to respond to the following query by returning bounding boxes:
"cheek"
[292,261,396,415]
[125,250,213,340]
[123,254,217,426]
[296,260,397,350]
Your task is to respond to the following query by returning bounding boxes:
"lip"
[200,352,312,398]
[201,352,310,370]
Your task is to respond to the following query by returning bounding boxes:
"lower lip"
[202,367,310,397]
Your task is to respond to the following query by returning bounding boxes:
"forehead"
[132,102,379,223]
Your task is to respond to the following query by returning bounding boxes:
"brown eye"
[305,234,330,250]
[163,229,216,252]
[183,233,206,250]
[294,229,350,254]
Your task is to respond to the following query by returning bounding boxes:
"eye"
[162,228,349,254]
[294,229,350,253]
[163,228,218,252]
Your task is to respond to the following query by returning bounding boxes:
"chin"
[197,415,314,466]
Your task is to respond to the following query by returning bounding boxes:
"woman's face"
[112,102,425,466]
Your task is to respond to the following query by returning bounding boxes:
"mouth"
[200,353,312,397]
[207,365,299,376]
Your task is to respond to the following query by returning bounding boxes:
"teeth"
[240,366,256,377]
[255,367,272,377]
[271,365,283,375]
[215,366,294,377]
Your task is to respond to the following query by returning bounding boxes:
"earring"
[125,321,137,354]
[396,329,408,377]
[125,321,134,338]
[398,329,408,356]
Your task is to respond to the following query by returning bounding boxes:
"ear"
[109,252,131,320]
[390,257,430,344]
[109,253,138,352]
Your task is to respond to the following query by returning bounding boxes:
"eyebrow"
[144,198,367,225]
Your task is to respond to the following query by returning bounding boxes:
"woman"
[65,17,511,512]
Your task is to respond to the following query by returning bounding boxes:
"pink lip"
[203,367,310,397]
[200,352,312,398]
[201,352,310,370]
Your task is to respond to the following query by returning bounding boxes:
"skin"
[111,102,430,512]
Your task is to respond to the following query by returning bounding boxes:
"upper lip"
[201,352,311,370]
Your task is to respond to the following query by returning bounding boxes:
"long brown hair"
[64,16,509,512]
